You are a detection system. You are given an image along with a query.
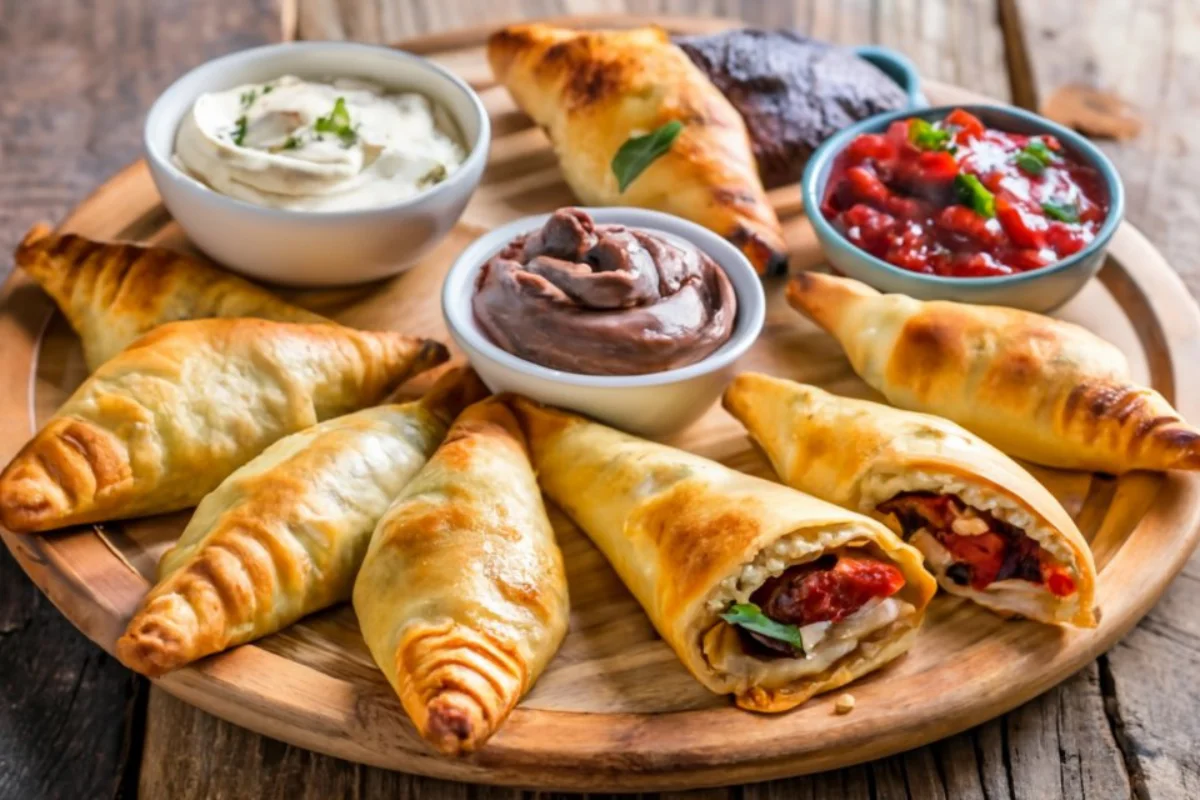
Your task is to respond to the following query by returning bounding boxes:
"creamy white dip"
[173,75,465,212]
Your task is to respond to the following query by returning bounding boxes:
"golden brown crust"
[510,396,935,712]
[0,319,447,533]
[487,24,787,275]
[114,369,481,677]
[15,225,325,370]
[723,373,1097,626]
[787,272,1200,473]
[353,398,569,754]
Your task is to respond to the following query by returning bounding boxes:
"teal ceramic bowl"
[801,104,1125,312]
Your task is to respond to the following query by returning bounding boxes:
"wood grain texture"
[1,17,1198,796]
[1,1,1195,798]
[1016,2,1200,797]
[0,1,278,798]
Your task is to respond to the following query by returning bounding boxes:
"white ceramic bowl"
[443,208,766,437]
[144,42,490,286]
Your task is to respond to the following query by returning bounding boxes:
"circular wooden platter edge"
[2,15,1200,792]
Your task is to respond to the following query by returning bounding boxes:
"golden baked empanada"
[787,272,1200,473]
[0,319,447,533]
[511,398,934,713]
[724,374,1096,626]
[354,397,569,754]
[487,24,787,274]
[116,369,486,677]
[16,224,324,370]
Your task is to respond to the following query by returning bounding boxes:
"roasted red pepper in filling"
[876,492,1075,597]
[823,109,1108,277]
[742,555,905,656]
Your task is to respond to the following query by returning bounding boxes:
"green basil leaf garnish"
[612,120,683,192]
[954,173,996,218]
[909,118,953,152]
[239,89,257,109]
[314,97,356,144]
[720,602,806,654]
[1014,139,1057,175]
[1041,200,1080,223]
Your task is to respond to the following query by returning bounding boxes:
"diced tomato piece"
[917,150,959,182]
[845,165,890,204]
[844,133,898,166]
[1044,568,1077,598]
[940,532,1007,589]
[945,108,986,139]
[885,119,912,150]
[883,194,932,220]
[1007,248,1051,272]
[936,205,1000,246]
[750,555,907,627]
[953,253,1011,277]
[842,204,897,253]
[996,196,1046,249]
[1044,223,1088,257]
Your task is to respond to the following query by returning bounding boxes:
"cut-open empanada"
[16,224,325,370]
[724,373,1097,626]
[0,319,447,533]
[787,271,1200,473]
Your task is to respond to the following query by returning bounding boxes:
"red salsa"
[822,108,1109,277]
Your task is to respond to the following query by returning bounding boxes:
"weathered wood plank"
[1017,2,1200,797]
[0,1,278,798]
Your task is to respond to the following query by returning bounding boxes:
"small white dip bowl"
[442,208,766,437]
[144,42,490,287]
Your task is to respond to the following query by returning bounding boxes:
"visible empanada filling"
[727,554,906,659]
[876,492,1076,597]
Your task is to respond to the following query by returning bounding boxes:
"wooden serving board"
[2,15,1200,792]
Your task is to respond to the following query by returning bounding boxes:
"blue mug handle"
[853,45,928,108]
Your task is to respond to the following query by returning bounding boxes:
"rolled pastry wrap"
[786,271,1200,473]
[0,319,447,533]
[510,397,935,713]
[353,397,569,754]
[724,374,1097,626]
[115,368,487,677]
[15,224,326,371]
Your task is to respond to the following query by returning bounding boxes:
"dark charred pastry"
[676,29,909,189]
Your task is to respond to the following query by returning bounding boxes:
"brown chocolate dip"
[472,208,737,376]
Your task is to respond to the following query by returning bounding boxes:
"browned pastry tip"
[398,624,525,756]
[785,271,879,333]
[0,417,128,533]
[16,222,54,256]
[116,608,194,678]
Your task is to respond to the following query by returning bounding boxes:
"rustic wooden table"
[1,1,1196,798]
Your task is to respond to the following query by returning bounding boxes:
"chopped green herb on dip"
[173,75,465,212]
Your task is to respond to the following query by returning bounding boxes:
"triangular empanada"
[510,397,934,713]
[787,271,1200,473]
[116,368,486,677]
[354,397,569,754]
[488,24,787,275]
[0,319,447,532]
[724,373,1096,626]
[16,224,325,370]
